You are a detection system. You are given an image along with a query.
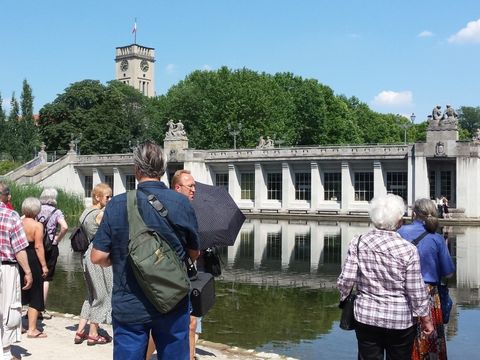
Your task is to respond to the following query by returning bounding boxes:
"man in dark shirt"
[91,141,200,360]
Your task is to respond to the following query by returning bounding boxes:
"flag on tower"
[132,21,137,34]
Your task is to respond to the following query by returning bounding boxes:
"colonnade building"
[6,115,480,218]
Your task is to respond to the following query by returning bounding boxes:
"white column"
[407,149,414,211]
[228,164,241,201]
[113,167,125,195]
[254,163,265,210]
[92,168,102,188]
[281,222,295,270]
[281,162,293,211]
[413,155,429,200]
[253,220,265,269]
[341,161,352,213]
[457,157,480,217]
[310,222,322,272]
[373,161,386,198]
[310,162,321,211]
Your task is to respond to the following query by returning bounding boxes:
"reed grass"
[7,182,85,226]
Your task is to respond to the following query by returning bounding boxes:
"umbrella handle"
[185,257,198,280]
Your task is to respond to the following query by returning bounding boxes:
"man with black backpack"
[91,141,200,360]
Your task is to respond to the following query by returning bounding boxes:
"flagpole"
[133,18,137,44]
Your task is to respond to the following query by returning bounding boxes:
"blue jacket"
[398,220,455,284]
[93,181,199,323]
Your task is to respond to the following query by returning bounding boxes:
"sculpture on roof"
[165,119,188,140]
[256,135,275,149]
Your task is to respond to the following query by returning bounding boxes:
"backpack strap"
[41,208,58,240]
[412,231,429,246]
[127,190,149,240]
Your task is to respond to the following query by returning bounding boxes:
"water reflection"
[49,219,480,359]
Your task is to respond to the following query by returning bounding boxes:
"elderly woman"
[36,188,69,319]
[74,183,113,346]
[337,194,433,359]
[20,197,49,338]
[398,198,455,359]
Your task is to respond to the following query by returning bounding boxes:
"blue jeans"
[112,305,190,360]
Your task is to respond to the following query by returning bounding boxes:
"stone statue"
[443,105,458,120]
[473,128,480,142]
[165,119,188,140]
[265,136,274,148]
[432,105,442,121]
[256,136,266,149]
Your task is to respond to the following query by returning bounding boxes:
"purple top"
[36,204,65,242]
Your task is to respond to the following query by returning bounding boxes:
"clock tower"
[115,44,155,97]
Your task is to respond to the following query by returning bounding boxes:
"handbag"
[338,236,361,331]
[438,283,453,324]
[190,271,216,317]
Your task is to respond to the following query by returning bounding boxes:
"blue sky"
[2,0,480,122]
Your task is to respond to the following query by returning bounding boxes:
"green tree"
[458,106,480,139]
[39,80,150,154]
[17,79,40,161]
[0,92,6,156]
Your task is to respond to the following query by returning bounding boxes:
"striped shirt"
[337,228,430,329]
[0,202,29,262]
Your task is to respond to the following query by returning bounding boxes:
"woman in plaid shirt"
[338,194,433,359]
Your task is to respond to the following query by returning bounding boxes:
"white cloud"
[202,64,212,71]
[418,30,434,38]
[372,90,413,106]
[165,63,177,74]
[448,18,480,43]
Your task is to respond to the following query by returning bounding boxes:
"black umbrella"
[191,182,246,250]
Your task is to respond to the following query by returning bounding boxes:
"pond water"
[50,219,480,359]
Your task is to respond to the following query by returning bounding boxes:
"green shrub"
[0,161,22,175]
[6,182,84,226]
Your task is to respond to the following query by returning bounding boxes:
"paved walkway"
[13,311,295,360]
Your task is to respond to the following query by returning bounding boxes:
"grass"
[7,182,85,226]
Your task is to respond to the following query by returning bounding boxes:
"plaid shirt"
[0,202,29,262]
[338,228,430,329]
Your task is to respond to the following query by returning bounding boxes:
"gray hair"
[133,141,167,179]
[369,194,406,231]
[413,198,439,233]
[22,197,41,218]
[39,188,58,206]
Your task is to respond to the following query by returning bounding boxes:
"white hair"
[39,188,58,206]
[369,194,405,231]
[22,197,41,218]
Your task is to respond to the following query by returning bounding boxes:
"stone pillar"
[39,142,47,163]
[407,148,414,211]
[457,157,480,217]
[254,163,265,211]
[310,162,321,211]
[373,161,386,198]
[92,168,103,188]
[228,164,240,201]
[281,162,293,211]
[113,167,125,195]
[413,156,429,200]
[253,220,264,269]
[341,161,352,213]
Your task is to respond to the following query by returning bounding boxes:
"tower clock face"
[120,60,129,72]
[140,60,149,72]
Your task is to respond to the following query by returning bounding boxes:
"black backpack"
[70,209,98,253]
[38,208,58,253]
[203,247,222,277]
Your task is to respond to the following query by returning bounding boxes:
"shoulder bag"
[339,235,361,330]
[127,190,190,314]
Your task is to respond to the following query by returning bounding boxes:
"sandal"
[97,328,112,343]
[74,331,88,344]
[87,334,108,346]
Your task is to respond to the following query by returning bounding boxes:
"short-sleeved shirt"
[93,181,199,324]
[398,220,455,284]
[0,202,29,262]
[37,204,65,242]
[337,229,430,330]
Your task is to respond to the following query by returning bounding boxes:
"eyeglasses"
[181,184,196,190]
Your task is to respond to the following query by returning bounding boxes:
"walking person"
[19,198,49,339]
[91,141,200,360]
[74,183,113,346]
[0,182,33,360]
[338,194,433,360]
[36,188,68,319]
[398,198,455,359]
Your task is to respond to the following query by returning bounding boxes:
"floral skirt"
[412,285,448,360]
